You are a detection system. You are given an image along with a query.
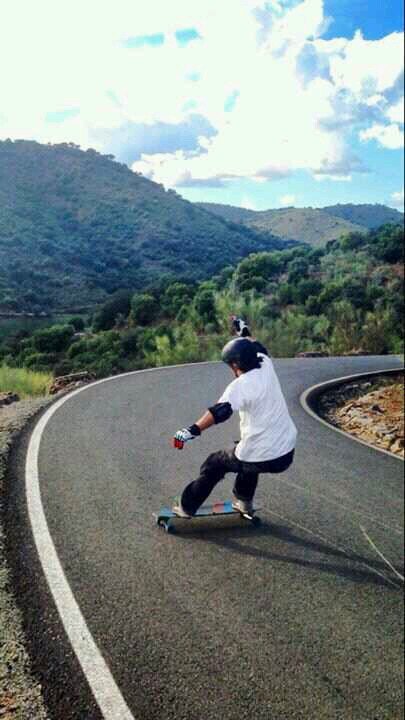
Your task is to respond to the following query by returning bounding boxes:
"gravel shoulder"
[317,372,404,458]
[0,397,51,720]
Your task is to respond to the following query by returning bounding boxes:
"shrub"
[130,293,160,326]
[93,290,132,331]
[0,364,53,397]
[31,324,75,354]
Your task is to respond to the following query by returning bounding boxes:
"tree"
[369,224,404,263]
[292,279,323,305]
[130,293,160,326]
[288,257,310,284]
[361,309,396,354]
[341,278,368,309]
[163,282,195,318]
[340,231,365,252]
[193,287,218,326]
[70,316,85,332]
[32,324,75,354]
[328,301,363,354]
[93,290,132,331]
[234,252,283,292]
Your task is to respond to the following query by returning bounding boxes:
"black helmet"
[221,338,261,372]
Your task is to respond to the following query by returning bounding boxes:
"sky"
[1,0,403,211]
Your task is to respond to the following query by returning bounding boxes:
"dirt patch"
[318,373,404,457]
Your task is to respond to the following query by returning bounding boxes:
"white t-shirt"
[218,354,297,462]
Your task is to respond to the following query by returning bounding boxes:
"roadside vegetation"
[0,224,403,382]
[0,364,53,398]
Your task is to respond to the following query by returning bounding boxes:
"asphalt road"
[11,356,405,720]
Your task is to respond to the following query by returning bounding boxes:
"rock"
[344,349,372,356]
[49,371,96,395]
[390,439,404,455]
[0,392,20,408]
[296,351,329,358]
[319,373,404,458]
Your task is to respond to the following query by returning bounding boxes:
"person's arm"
[231,315,269,356]
[195,409,216,432]
[172,402,234,449]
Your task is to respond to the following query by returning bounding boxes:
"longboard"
[154,500,261,533]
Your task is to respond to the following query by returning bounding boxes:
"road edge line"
[300,367,404,461]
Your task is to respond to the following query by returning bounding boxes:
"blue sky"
[323,0,404,41]
[1,0,403,211]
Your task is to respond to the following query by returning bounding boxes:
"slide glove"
[173,424,201,449]
[231,315,251,338]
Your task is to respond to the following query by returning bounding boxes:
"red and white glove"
[172,425,201,449]
[230,315,251,338]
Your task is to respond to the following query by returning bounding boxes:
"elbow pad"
[208,402,233,424]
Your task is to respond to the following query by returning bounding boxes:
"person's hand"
[231,315,251,337]
[172,426,200,449]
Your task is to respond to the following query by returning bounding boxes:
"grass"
[0,365,53,398]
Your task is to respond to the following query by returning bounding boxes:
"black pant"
[181,448,295,515]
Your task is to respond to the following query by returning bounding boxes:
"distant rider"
[172,318,297,517]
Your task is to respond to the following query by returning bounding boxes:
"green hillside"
[1,224,402,378]
[321,203,404,229]
[0,140,290,314]
[197,202,403,247]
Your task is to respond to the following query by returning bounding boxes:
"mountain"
[321,203,403,229]
[0,140,292,313]
[196,202,403,247]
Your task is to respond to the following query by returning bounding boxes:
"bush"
[32,324,75,353]
[234,252,283,291]
[70,316,86,332]
[130,293,160,326]
[93,290,132,331]
[369,224,404,263]
[328,301,363,354]
[193,288,218,326]
[162,282,195,317]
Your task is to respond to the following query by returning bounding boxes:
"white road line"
[26,395,136,719]
[25,362,216,719]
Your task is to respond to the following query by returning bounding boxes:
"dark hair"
[221,338,263,372]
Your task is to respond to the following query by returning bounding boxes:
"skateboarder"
[172,327,297,517]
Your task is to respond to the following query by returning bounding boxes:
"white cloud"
[390,188,404,210]
[328,31,403,95]
[359,123,404,150]
[240,196,259,210]
[0,0,403,188]
[264,0,325,55]
[279,194,296,205]
[386,97,404,124]
[314,173,352,182]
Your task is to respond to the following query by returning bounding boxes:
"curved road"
[9,356,404,720]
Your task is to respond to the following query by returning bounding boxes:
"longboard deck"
[154,501,261,533]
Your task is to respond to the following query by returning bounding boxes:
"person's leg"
[180,449,240,515]
[232,449,295,508]
[233,471,259,502]
[265,449,295,474]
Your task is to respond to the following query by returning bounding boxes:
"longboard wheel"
[164,522,175,534]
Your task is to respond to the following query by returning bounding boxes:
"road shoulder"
[0,397,51,720]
